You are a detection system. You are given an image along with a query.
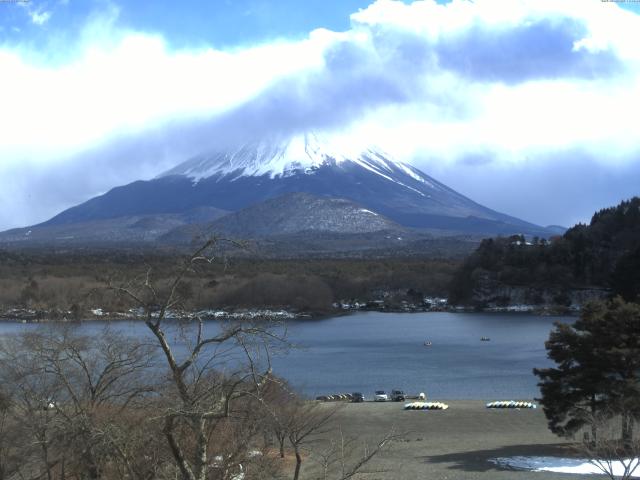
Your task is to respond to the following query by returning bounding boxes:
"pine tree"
[612,246,640,302]
[534,298,640,443]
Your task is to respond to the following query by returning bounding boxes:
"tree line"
[0,252,458,316]
[449,197,640,306]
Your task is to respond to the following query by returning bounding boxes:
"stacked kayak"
[316,393,353,402]
[486,401,536,409]
[404,402,449,410]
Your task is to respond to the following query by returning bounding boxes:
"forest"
[449,197,640,306]
[0,250,458,317]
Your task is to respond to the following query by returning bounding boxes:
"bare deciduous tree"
[286,402,339,480]
[0,238,401,480]
[311,426,399,480]
[0,331,68,480]
[0,387,21,480]
[579,406,640,480]
[110,238,286,480]
[0,326,162,480]
[261,376,401,480]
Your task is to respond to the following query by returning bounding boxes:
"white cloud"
[0,13,334,163]
[343,0,640,164]
[2,0,639,162]
[0,0,639,229]
[29,9,51,25]
[19,1,53,26]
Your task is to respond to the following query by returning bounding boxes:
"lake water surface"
[0,311,568,400]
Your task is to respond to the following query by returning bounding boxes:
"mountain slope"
[35,133,551,238]
[159,193,483,258]
[210,192,402,236]
[162,192,402,240]
[0,207,229,245]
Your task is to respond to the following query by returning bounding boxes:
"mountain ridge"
[1,132,561,250]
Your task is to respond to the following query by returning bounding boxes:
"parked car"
[374,390,389,402]
[391,390,406,402]
[351,392,365,403]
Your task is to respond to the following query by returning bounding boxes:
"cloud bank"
[1,0,639,229]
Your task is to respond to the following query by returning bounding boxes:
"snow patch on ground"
[359,208,378,216]
[396,162,435,188]
[490,456,640,477]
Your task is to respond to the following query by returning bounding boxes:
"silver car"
[374,390,389,402]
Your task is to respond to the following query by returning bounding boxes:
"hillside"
[449,197,640,309]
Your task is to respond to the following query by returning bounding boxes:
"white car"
[374,390,389,402]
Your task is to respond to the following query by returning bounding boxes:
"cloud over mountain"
[0,0,639,230]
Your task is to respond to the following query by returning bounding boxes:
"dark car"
[391,389,406,402]
[351,392,365,403]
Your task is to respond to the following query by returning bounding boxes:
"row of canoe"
[404,402,449,410]
[403,401,538,410]
[486,401,537,409]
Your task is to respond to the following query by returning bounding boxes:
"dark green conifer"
[534,298,640,443]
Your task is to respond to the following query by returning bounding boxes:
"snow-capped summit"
[159,132,445,200]
[159,132,394,180]
[158,133,426,186]
[159,132,374,180]
[5,131,556,245]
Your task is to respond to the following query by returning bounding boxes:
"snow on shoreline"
[490,456,640,477]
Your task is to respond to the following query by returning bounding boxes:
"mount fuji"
[0,132,556,250]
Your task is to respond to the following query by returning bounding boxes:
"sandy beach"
[301,400,594,480]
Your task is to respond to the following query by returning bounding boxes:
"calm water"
[0,311,568,400]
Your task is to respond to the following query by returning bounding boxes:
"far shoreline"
[0,303,578,324]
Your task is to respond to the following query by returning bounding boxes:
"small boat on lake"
[424,341,432,347]
[481,336,491,342]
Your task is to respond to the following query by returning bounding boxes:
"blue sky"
[0,0,387,49]
[4,0,637,50]
[0,0,639,230]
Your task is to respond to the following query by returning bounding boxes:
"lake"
[0,311,568,400]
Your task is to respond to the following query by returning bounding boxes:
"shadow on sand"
[422,443,575,473]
